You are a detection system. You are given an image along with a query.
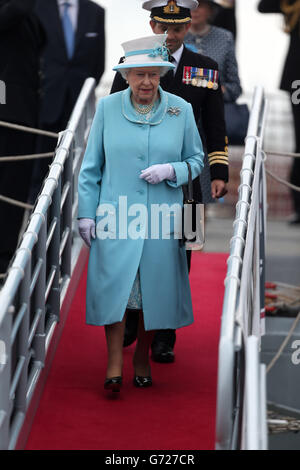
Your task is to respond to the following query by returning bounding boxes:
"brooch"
[167,107,181,116]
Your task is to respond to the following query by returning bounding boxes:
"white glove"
[139,163,175,184]
[78,218,96,247]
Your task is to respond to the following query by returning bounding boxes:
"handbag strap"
[182,162,194,202]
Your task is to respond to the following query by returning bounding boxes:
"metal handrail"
[215,86,268,450]
[0,78,96,450]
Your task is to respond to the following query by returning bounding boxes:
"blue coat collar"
[121,85,168,125]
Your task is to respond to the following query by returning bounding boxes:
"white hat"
[113,34,175,78]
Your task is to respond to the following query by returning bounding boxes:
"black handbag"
[224,102,249,146]
[182,162,204,250]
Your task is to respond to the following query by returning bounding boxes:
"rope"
[268,410,300,434]
[266,311,300,373]
[269,281,300,291]
[0,194,34,211]
[265,150,300,158]
[266,168,300,192]
[0,120,59,138]
[0,152,54,162]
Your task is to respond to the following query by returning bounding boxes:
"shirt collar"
[58,0,77,7]
[170,44,184,65]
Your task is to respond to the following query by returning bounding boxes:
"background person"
[185,0,245,145]
[212,0,237,40]
[29,0,105,203]
[185,0,242,104]
[78,34,204,392]
[258,0,300,224]
[111,0,229,364]
[0,0,45,275]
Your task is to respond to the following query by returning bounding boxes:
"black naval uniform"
[110,45,229,355]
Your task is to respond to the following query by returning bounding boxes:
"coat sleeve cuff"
[166,162,187,188]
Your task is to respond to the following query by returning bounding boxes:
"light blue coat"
[78,86,204,330]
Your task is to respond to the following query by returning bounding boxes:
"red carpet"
[25,252,228,450]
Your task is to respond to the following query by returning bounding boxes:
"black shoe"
[133,375,152,388]
[104,376,122,392]
[151,342,175,363]
[123,310,139,347]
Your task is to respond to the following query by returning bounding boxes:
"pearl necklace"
[132,100,154,115]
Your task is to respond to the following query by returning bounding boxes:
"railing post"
[8,260,32,449]
[14,260,31,415]
[0,313,12,450]
[47,179,61,326]
[31,216,47,367]
[61,144,73,280]
[245,336,260,450]
[259,157,266,335]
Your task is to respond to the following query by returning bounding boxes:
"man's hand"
[211,179,228,199]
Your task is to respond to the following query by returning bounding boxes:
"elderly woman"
[78,34,204,393]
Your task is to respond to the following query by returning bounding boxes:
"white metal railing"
[0,78,96,450]
[215,86,268,450]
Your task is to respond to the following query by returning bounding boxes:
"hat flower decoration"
[148,43,169,61]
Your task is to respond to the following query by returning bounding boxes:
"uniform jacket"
[258,0,300,92]
[35,0,105,125]
[111,45,229,189]
[0,0,45,126]
[78,87,204,330]
[185,27,242,103]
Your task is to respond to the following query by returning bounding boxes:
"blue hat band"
[125,45,169,62]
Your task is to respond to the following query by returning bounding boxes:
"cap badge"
[164,0,180,14]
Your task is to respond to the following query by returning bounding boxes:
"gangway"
[0,79,268,450]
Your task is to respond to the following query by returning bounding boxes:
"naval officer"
[111,0,229,363]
